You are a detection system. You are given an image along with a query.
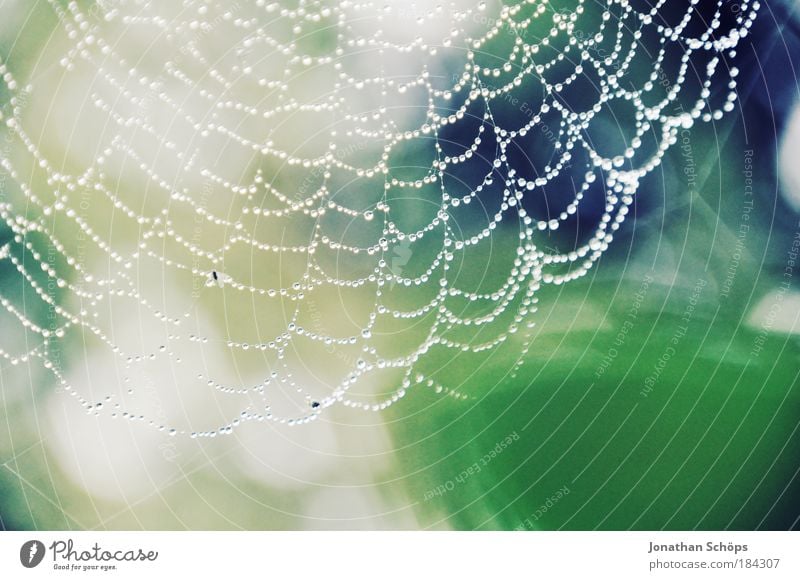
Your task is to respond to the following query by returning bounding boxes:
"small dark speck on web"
[311,401,320,408]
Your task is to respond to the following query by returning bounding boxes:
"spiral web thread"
[0,0,757,436]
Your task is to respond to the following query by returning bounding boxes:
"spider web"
[0,0,758,436]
